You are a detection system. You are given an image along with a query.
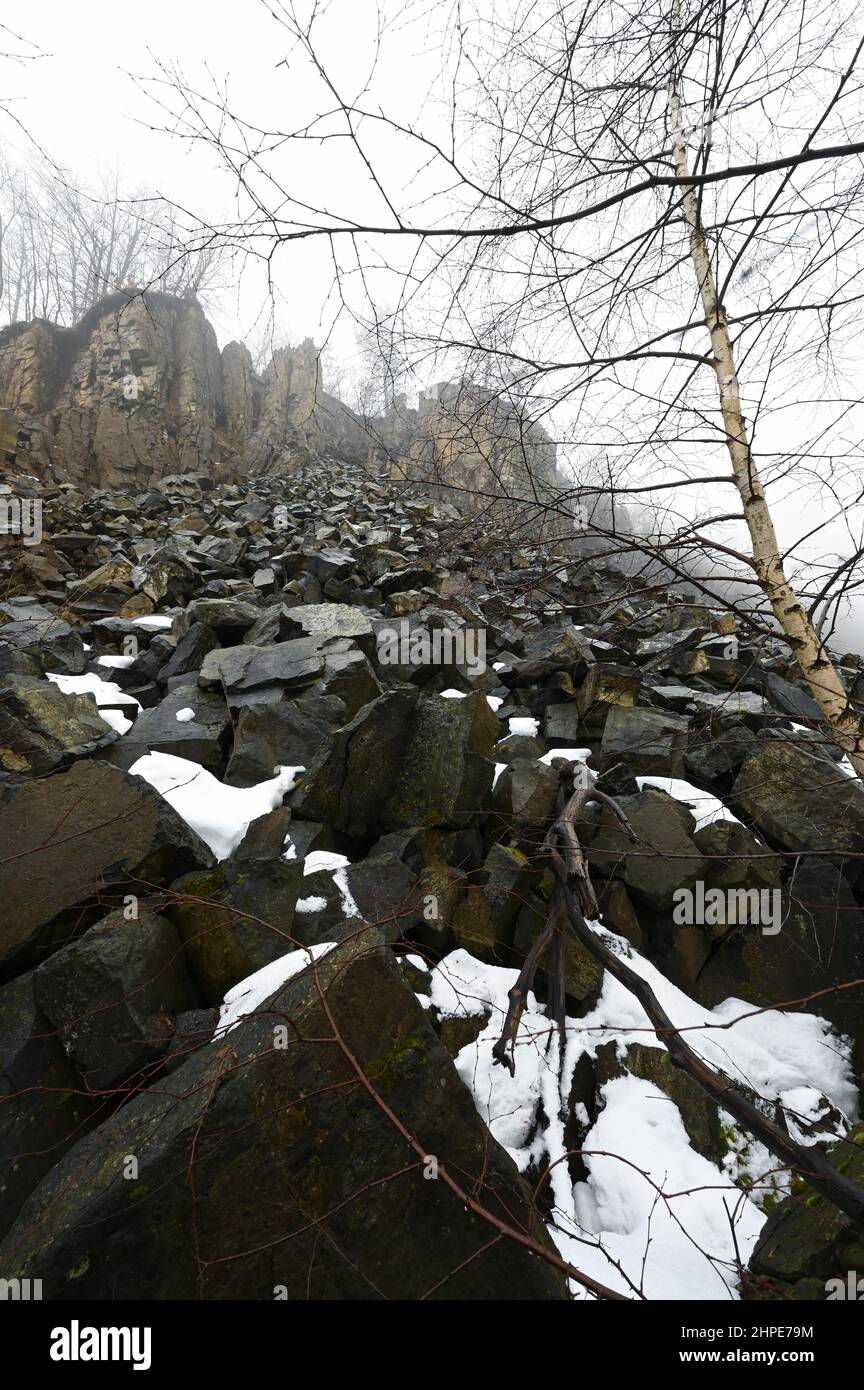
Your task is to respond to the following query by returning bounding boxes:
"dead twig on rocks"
[492,765,864,1226]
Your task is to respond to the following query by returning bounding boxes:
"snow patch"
[216,943,335,1036]
[133,615,175,630]
[540,747,592,766]
[637,775,740,829]
[97,654,135,669]
[129,751,303,860]
[509,716,539,736]
[47,670,140,709]
[98,708,134,735]
[427,931,856,1300]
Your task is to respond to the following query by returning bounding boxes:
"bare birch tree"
[142,0,864,769]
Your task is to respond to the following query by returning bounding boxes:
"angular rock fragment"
[34,908,198,1089]
[0,935,569,1301]
[0,760,214,979]
[0,974,96,1239]
[0,674,116,778]
[731,740,864,875]
[601,705,689,776]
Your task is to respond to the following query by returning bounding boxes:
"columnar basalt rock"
[0,294,369,488]
[367,379,574,538]
[0,295,576,523]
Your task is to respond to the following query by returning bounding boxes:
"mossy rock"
[439,1011,491,1059]
[0,931,569,1301]
[693,858,864,1045]
[747,1124,864,1297]
[167,853,303,1003]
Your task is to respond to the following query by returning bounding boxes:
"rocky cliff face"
[0,294,569,526]
[367,379,572,536]
[0,291,370,489]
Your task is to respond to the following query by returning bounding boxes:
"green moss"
[68,1253,90,1279]
[369,1034,429,1095]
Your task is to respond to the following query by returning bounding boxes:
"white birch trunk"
[667,14,864,777]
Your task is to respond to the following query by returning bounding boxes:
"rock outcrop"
[0,291,369,488]
[0,293,570,534]
[373,378,558,485]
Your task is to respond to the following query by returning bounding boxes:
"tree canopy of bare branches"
[139,0,864,770]
[0,154,224,327]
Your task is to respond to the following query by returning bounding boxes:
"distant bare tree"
[0,154,225,327]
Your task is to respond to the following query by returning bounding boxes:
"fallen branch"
[493,769,864,1226]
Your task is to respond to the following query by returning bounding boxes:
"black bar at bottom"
[2,1294,856,1376]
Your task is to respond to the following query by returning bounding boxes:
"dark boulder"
[0,934,569,1300]
[0,760,214,979]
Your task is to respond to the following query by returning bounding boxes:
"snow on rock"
[540,747,592,766]
[509,715,539,736]
[300,850,360,918]
[427,930,857,1301]
[132,615,175,630]
[565,1072,764,1299]
[97,654,136,669]
[175,707,196,722]
[636,775,741,828]
[430,951,551,1155]
[98,707,134,735]
[296,895,328,914]
[573,925,857,1120]
[216,942,335,1036]
[332,866,360,918]
[303,851,350,874]
[47,669,141,736]
[47,670,140,708]
[128,751,303,860]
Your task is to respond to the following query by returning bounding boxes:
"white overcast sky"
[2,0,432,352]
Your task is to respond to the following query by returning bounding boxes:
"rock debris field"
[1,456,862,1300]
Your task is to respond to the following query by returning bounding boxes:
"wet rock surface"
[1,425,862,1301]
